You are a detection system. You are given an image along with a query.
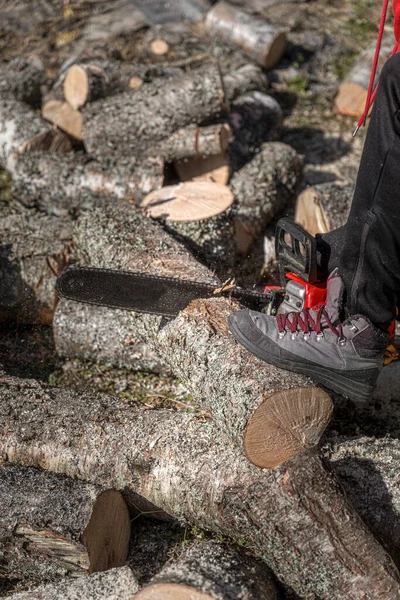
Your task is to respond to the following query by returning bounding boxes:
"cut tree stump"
[205,2,286,68]
[0,465,130,588]
[63,61,147,110]
[334,30,394,117]
[135,540,278,599]
[7,566,139,600]
[1,377,399,600]
[0,211,73,324]
[156,123,232,162]
[82,64,228,158]
[12,152,164,217]
[42,100,83,140]
[295,182,353,236]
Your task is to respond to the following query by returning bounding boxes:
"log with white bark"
[294,182,353,236]
[63,61,148,110]
[135,540,277,600]
[12,152,164,217]
[7,567,139,600]
[0,465,130,586]
[0,211,73,324]
[205,2,287,68]
[73,202,330,468]
[4,56,46,108]
[334,30,394,117]
[82,64,228,158]
[54,201,217,369]
[156,123,232,162]
[0,376,399,600]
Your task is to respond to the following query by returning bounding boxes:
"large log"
[0,211,73,324]
[155,123,232,162]
[82,64,228,158]
[334,31,394,117]
[7,566,139,600]
[205,2,287,68]
[4,56,46,109]
[136,540,277,599]
[12,152,164,217]
[0,465,130,589]
[0,377,399,600]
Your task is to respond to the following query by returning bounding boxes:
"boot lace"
[276,304,344,339]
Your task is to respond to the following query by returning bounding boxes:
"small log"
[64,61,147,110]
[136,540,278,599]
[82,64,228,158]
[0,211,73,324]
[83,0,149,41]
[42,100,83,140]
[223,64,269,102]
[0,465,130,587]
[7,567,139,600]
[12,152,164,217]
[53,300,169,374]
[1,377,399,600]
[150,39,170,57]
[156,123,232,162]
[334,31,394,117]
[230,142,302,254]
[205,2,286,68]
[174,153,230,185]
[4,56,46,109]
[295,182,353,236]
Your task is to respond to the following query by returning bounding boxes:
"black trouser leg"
[319,52,400,329]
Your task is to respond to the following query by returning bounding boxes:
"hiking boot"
[228,269,389,402]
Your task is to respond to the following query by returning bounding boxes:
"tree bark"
[12,152,164,217]
[53,299,169,374]
[0,377,399,600]
[0,464,130,589]
[223,64,269,102]
[294,183,353,236]
[0,211,73,324]
[155,123,232,162]
[205,2,287,68]
[82,64,228,158]
[3,56,46,109]
[7,566,139,600]
[136,540,277,599]
[334,31,394,117]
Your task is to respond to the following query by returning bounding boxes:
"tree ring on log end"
[244,386,333,469]
[134,583,214,599]
[64,65,90,110]
[140,181,234,221]
[264,32,287,70]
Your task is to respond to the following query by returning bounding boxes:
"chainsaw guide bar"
[56,266,278,319]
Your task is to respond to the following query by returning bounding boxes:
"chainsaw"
[56,217,398,364]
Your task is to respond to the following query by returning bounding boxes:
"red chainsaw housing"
[264,272,327,309]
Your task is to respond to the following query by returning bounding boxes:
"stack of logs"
[1,1,400,599]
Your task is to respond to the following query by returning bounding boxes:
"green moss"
[328,49,358,80]
[286,73,309,95]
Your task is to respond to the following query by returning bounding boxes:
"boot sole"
[229,318,375,404]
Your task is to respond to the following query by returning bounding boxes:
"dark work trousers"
[317,52,400,330]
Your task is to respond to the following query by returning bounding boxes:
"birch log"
[12,152,164,217]
[0,465,130,587]
[205,2,287,68]
[7,567,139,600]
[0,211,73,324]
[4,56,46,108]
[82,64,228,158]
[334,31,394,117]
[155,123,232,162]
[136,540,277,600]
[0,377,399,600]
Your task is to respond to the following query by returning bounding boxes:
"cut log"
[82,64,228,158]
[131,0,211,25]
[230,142,302,254]
[205,2,287,69]
[136,540,277,599]
[12,152,164,217]
[156,123,232,162]
[1,377,399,600]
[0,464,130,588]
[7,566,139,600]
[174,153,230,185]
[334,31,394,117]
[4,56,46,109]
[295,183,353,236]
[223,64,269,102]
[0,211,73,324]
[42,101,83,140]
[64,62,147,110]
[150,39,170,56]
[140,181,234,221]
[53,300,169,375]
[83,0,149,41]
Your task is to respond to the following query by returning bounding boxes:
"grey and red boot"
[228,269,389,402]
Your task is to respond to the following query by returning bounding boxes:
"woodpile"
[3,2,400,599]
